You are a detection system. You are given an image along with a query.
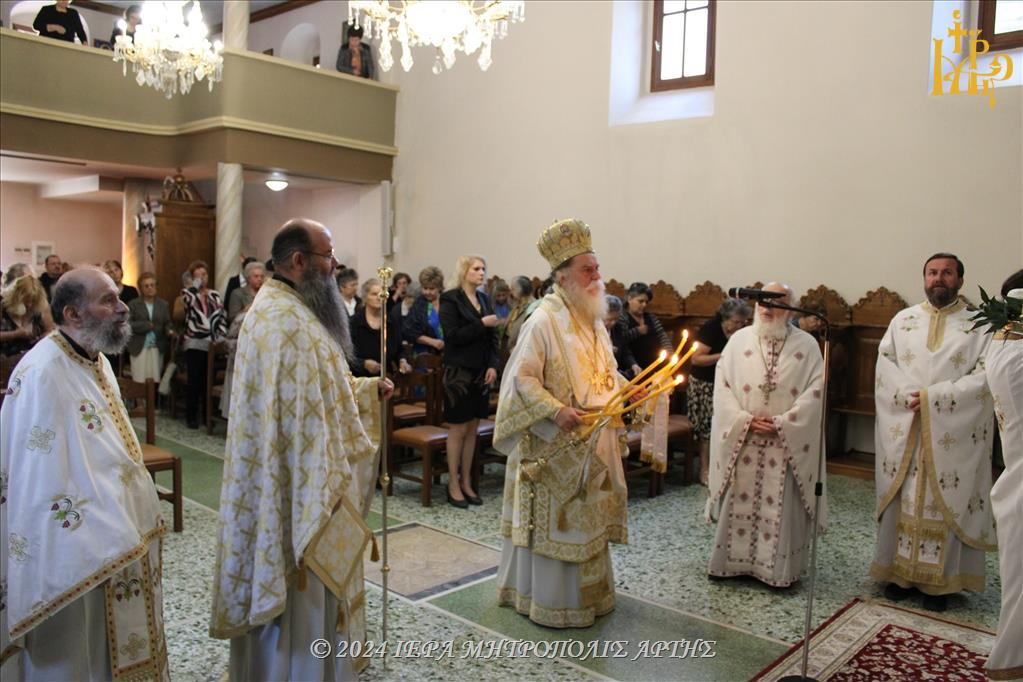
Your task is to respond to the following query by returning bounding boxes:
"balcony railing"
[0,28,398,182]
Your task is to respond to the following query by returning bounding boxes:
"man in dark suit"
[127,273,173,382]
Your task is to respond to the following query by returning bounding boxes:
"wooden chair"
[118,378,183,532]
[388,369,449,506]
[390,370,428,426]
[206,342,229,435]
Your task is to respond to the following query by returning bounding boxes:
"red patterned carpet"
[753,599,996,681]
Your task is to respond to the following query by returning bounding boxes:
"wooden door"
[154,201,216,306]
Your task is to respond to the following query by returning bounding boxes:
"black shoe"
[922,594,948,612]
[884,583,914,601]
[463,492,483,506]
[447,490,468,509]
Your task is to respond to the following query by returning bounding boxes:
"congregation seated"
[404,265,445,357]
[336,267,361,317]
[502,275,534,353]
[227,260,265,322]
[103,259,139,304]
[604,294,639,378]
[388,271,412,307]
[350,277,411,378]
[2,263,33,287]
[617,281,672,367]
[126,272,173,383]
[0,275,54,357]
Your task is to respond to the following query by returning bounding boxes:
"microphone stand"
[756,299,830,682]
[376,266,393,671]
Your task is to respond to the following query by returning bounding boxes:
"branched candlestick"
[577,331,698,441]
[376,265,393,670]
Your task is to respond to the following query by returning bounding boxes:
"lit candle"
[605,349,667,409]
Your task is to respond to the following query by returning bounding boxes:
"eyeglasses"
[303,249,336,262]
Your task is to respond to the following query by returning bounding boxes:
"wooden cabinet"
[153,201,216,306]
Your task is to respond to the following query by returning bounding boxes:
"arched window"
[651,0,715,92]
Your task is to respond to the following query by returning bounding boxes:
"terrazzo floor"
[144,413,1003,681]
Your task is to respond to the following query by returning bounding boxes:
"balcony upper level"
[0,28,398,182]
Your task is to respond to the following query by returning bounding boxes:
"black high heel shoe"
[462,489,483,506]
[447,490,469,509]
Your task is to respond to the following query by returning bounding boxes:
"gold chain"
[564,298,616,393]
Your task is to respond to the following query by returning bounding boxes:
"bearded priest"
[871,253,995,612]
[494,218,629,628]
[210,219,393,679]
[705,282,826,587]
[1,268,168,681]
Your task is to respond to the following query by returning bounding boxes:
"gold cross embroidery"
[889,424,904,441]
[938,432,957,451]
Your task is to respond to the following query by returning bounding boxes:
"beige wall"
[241,181,384,277]
[384,0,1022,304]
[0,181,122,272]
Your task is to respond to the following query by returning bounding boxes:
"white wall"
[382,0,1022,306]
[0,181,122,270]
[245,0,349,68]
[240,181,383,276]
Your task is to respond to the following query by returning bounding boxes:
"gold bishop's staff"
[376,265,393,669]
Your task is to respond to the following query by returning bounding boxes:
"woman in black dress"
[439,255,500,508]
[616,281,671,367]
[686,298,751,484]
[350,278,411,377]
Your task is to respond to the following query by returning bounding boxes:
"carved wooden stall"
[829,287,907,477]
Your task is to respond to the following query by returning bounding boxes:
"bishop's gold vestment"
[495,287,628,628]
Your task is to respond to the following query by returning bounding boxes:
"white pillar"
[215,163,244,294]
[223,0,250,50]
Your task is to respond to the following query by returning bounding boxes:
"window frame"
[978,0,1023,52]
[650,0,717,93]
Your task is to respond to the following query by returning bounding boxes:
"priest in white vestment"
[1,268,168,681]
[495,218,630,628]
[981,276,1022,681]
[706,282,826,587]
[210,219,392,680]
[872,253,995,612]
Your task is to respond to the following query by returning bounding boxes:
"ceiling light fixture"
[348,1,525,74]
[112,1,223,99]
[265,173,289,192]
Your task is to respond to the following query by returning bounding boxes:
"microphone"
[727,287,787,301]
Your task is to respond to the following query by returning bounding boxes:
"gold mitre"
[537,218,593,270]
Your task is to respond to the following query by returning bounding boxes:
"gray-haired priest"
[494,218,629,627]
[705,282,826,587]
[1,268,168,681]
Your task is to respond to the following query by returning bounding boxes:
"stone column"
[215,163,244,294]
[222,0,250,50]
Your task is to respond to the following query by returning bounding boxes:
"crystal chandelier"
[113,1,224,99]
[347,1,525,74]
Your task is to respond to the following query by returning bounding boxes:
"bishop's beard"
[296,266,355,363]
[562,277,608,324]
[752,308,790,340]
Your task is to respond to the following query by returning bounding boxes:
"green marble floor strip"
[428,578,787,681]
[137,429,225,511]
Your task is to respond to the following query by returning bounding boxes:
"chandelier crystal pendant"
[113,1,224,99]
[348,0,525,74]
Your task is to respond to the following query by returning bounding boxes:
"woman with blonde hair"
[439,255,500,508]
[0,275,54,356]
